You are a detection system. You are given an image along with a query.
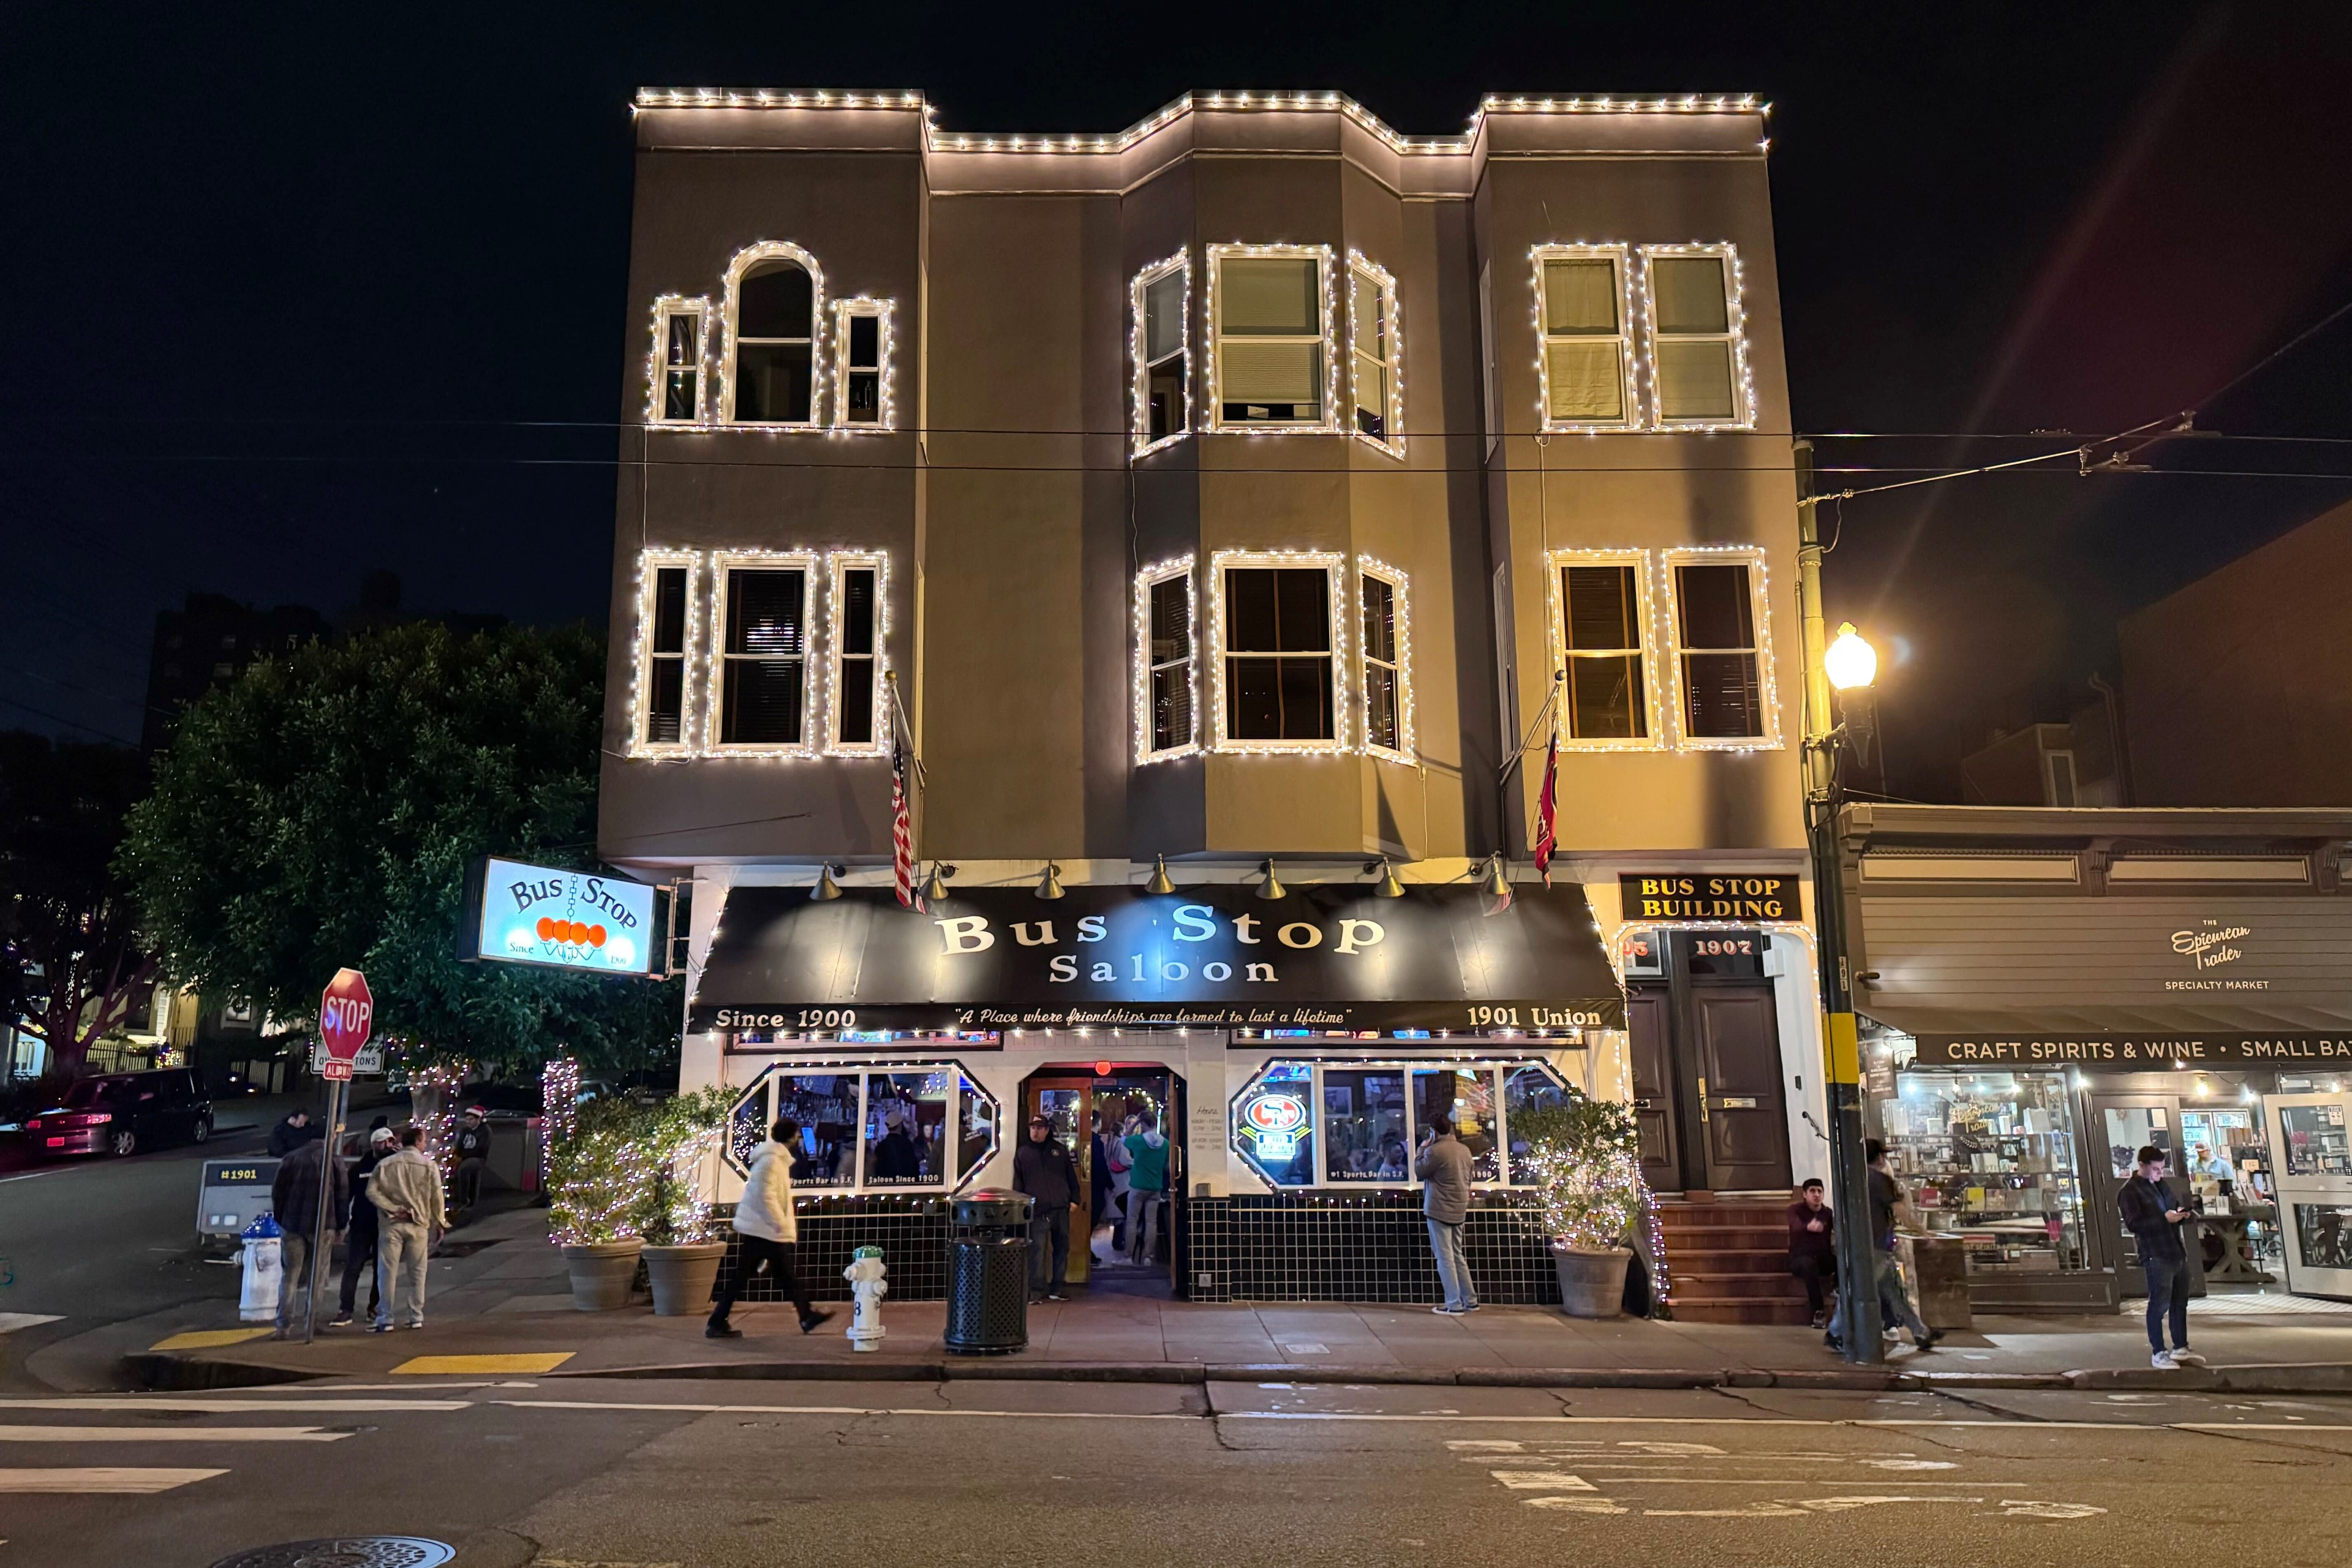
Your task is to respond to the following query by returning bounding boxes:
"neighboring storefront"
[1841,804,2352,1310]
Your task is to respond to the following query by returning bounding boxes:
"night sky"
[5,3,2349,797]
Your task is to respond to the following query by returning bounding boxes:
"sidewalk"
[111,1209,2352,1396]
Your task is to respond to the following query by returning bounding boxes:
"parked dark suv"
[26,1068,214,1158]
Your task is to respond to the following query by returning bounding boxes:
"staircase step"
[1668,1296,1819,1325]
[1672,1272,1811,1300]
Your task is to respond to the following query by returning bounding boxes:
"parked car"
[26,1068,214,1158]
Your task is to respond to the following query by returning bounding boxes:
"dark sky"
[4,2,2350,797]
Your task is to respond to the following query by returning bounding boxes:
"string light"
[407,1062,473,1186]
[829,297,899,433]
[715,240,829,432]
[1204,243,1341,437]
[1529,244,1638,434]
[1354,554,1415,763]
[540,1055,581,1197]
[1132,554,1200,763]
[627,549,703,760]
[1634,243,1757,433]
[1657,544,1784,752]
[1542,546,1668,750]
[1207,549,1351,754]
[1343,250,1406,459]
[643,295,710,426]
[1128,252,1191,458]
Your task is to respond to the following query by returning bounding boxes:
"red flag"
[1532,710,1560,888]
[891,709,923,913]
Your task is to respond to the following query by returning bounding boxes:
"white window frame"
[1638,243,1754,431]
[706,549,821,758]
[629,549,703,757]
[1208,549,1349,753]
[1205,244,1340,435]
[1346,252,1404,456]
[1355,556,1413,762]
[830,298,895,431]
[1532,243,1637,433]
[645,296,709,426]
[1545,547,1666,752]
[1133,556,1199,763]
[718,241,827,431]
[825,551,889,756]
[1129,252,1192,458]
[1660,545,1782,750]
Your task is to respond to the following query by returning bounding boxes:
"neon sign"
[465,858,658,976]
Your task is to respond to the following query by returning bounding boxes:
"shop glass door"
[2090,1094,2203,1297]
[2268,1091,2352,1299]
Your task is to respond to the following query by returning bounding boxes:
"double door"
[1627,936,1791,1193]
[1023,1069,1181,1288]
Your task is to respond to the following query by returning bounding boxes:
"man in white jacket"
[708,1117,835,1339]
[366,1126,447,1331]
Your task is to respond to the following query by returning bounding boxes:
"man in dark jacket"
[1787,1178,1837,1328]
[451,1109,492,1216]
[266,1109,316,1157]
[2120,1145,2207,1370]
[1014,1115,1082,1301]
[268,1134,349,1338]
[1417,1116,1479,1314]
[332,1126,396,1326]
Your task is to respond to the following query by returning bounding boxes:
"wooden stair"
[1656,1197,1815,1325]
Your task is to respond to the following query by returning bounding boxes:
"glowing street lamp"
[1823,622,1877,692]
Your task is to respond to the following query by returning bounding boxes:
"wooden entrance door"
[1626,989,1683,1192]
[1688,985,1792,1191]
[1023,1075,1095,1285]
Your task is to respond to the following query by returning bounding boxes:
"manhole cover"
[208,1539,454,1568]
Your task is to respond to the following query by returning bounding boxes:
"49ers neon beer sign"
[462,857,659,976]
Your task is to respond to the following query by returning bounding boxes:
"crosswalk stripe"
[0,1427,349,1443]
[0,1314,63,1336]
[0,1399,470,1414]
[149,1329,276,1351]
[0,1468,228,1493]
[392,1353,574,1375]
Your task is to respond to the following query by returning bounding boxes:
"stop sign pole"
[306,969,373,1343]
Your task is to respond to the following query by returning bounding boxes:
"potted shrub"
[549,1101,658,1311]
[1512,1095,1648,1318]
[639,1087,736,1316]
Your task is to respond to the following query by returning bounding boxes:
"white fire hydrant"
[843,1245,888,1352]
[238,1215,284,1323]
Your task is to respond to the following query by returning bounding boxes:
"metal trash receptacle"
[945,1189,1034,1354]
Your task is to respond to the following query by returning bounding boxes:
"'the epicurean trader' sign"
[1619,873,1800,922]
[690,883,1625,1036]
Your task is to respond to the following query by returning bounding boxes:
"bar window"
[713,558,812,750]
[1234,1063,1315,1188]
[728,246,821,424]
[1137,560,1196,760]
[833,300,890,428]
[727,1065,1002,1196]
[1359,563,1409,758]
[1646,247,1745,426]
[1133,255,1189,453]
[775,1074,858,1188]
[635,554,698,752]
[649,298,707,424]
[828,556,884,753]
[1212,248,1328,428]
[1220,560,1337,746]
[1537,248,1630,428]
[1322,1069,1409,1182]
[1558,557,1652,743]
[1414,1067,1501,1183]
[1348,258,1401,448]
[864,1071,949,1188]
[1670,554,1768,742]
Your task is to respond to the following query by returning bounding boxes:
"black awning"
[690,881,1624,1034]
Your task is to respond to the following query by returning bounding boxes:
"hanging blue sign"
[461,858,660,976]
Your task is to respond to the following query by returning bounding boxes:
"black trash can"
[945,1189,1034,1355]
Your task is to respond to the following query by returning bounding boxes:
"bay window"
[647,298,707,424]
[725,244,824,426]
[1357,561,1411,759]
[832,299,891,428]
[632,551,699,753]
[1215,554,1343,748]
[827,554,886,754]
[1131,255,1191,453]
[1210,246,1332,430]
[1347,257,1401,450]
[710,554,814,752]
[1136,559,1197,760]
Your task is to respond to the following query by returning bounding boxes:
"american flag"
[1532,706,1560,888]
[891,707,923,912]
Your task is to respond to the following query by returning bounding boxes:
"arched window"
[723,243,825,426]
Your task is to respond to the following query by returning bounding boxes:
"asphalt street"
[0,1376,2348,1566]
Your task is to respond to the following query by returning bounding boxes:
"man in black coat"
[267,1135,349,1338]
[2120,1145,2207,1370]
[266,1109,316,1157]
[1013,1115,1082,1302]
[332,1126,396,1327]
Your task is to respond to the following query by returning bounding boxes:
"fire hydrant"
[843,1245,888,1352]
[238,1214,284,1323]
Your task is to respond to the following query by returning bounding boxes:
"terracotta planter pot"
[562,1239,645,1312]
[1551,1243,1633,1319]
[643,1241,728,1317]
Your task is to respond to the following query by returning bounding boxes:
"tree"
[0,733,156,1077]
[118,622,680,1077]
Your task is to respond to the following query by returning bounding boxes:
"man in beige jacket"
[366,1126,447,1331]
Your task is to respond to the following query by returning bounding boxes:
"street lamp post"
[1794,440,1883,1364]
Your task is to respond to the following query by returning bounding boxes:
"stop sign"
[319,968,374,1064]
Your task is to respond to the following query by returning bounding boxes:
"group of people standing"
[266,1113,448,1336]
[1790,1142,1942,1352]
[1009,1102,1172,1300]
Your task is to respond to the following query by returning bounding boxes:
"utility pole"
[1794,439,1882,1363]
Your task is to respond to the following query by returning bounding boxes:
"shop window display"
[1412,1067,1500,1182]
[1879,1070,2089,1277]
[724,1065,998,1194]
[864,1070,951,1188]
[1322,1069,1409,1182]
[1232,1059,1568,1189]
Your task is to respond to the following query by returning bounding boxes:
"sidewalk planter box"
[643,1240,728,1316]
[563,1238,645,1311]
[1552,1244,1632,1318]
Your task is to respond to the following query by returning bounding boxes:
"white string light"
[1354,554,1415,763]
[1634,243,1757,433]
[829,296,899,433]
[627,549,704,760]
[1204,243,1341,437]
[715,241,828,432]
[1343,251,1406,459]
[643,295,710,426]
[1207,548,1351,755]
[1542,547,1667,752]
[1132,554,1200,764]
[1657,544,1784,752]
[1128,252,1192,459]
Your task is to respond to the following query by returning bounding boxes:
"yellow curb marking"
[148,1329,274,1351]
[393,1353,575,1375]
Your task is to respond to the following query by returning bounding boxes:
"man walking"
[1417,1114,1478,1315]
[266,1107,316,1158]
[1014,1114,1081,1302]
[1832,1139,1939,1352]
[1786,1177,1837,1329]
[2121,1145,2207,1370]
[451,1107,491,1217]
[331,1126,396,1327]
[708,1117,835,1339]
[266,1129,348,1338]
[367,1126,446,1332]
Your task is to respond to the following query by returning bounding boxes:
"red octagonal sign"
[319,968,374,1065]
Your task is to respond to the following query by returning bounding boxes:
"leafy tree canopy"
[118,621,678,1076]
